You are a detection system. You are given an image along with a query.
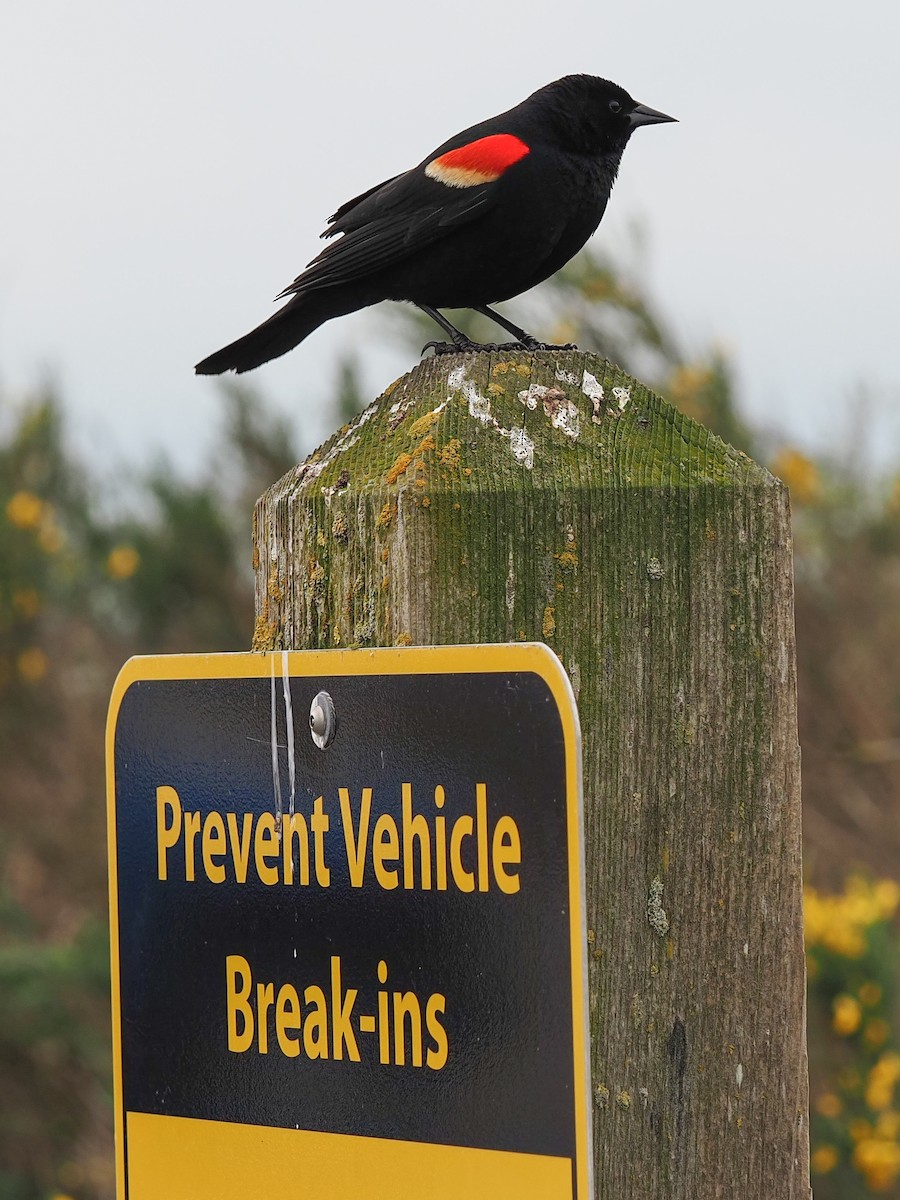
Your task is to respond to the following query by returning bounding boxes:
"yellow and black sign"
[106,644,590,1198]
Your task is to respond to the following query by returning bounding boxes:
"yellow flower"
[12,588,41,618]
[854,1136,900,1191]
[549,320,578,347]
[874,879,900,919]
[17,647,47,683]
[833,993,862,1036]
[866,1053,900,1111]
[584,275,612,301]
[860,982,884,1007]
[866,1019,890,1048]
[876,1111,900,1139]
[107,544,140,580]
[5,490,44,529]
[38,515,64,554]
[850,1117,873,1142]
[827,925,866,959]
[804,876,897,958]
[816,1092,842,1118]
[772,448,821,504]
[667,363,714,421]
[811,1144,838,1174]
[867,1081,895,1113]
[876,1052,900,1078]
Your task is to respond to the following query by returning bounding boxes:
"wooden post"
[253,349,810,1198]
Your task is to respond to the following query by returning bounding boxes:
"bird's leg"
[418,305,505,356]
[474,305,578,352]
[418,305,477,355]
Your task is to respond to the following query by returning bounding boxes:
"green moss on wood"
[270,351,769,512]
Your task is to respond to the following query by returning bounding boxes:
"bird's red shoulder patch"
[425,133,530,188]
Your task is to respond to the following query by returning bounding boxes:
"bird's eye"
[608,99,622,114]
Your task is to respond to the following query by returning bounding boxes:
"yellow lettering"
[476,783,489,892]
[201,811,226,883]
[426,993,449,1070]
[256,981,274,1053]
[331,956,360,1062]
[311,797,331,887]
[277,988,301,1056]
[275,984,302,1057]
[303,985,329,1059]
[373,815,400,889]
[449,815,475,893]
[254,812,279,885]
[434,787,447,891]
[402,783,432,890]
[226,955,253,1052]
[156,785,181,881]
[339,787,372,887]
[226,812,253,884]
[393,991,423,1067]
[183,810,201,881]
[282,812,310,885]
[492,815,521,894]
[377,960,390,1064]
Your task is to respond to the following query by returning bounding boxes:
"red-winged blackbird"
[195,75,675,375]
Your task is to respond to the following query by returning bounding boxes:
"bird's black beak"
[630,103,677,128]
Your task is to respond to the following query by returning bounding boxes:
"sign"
[106,644,590,1199]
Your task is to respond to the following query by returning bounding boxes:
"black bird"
[195,75,675,375]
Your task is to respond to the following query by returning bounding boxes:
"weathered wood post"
[252,349,810,1198]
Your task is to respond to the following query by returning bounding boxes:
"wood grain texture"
[253,349,810,1198]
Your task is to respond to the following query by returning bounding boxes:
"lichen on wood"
[253,349,809,1198]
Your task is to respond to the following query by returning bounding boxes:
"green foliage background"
[2,252,899,1197]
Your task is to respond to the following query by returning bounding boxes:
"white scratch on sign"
[270,655,283,827]
[281,649,296,820]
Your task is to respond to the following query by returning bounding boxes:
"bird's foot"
[422,339,506,356]
[518,337,579,352]
[421,338,579,357]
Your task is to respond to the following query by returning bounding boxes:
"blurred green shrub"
[807,876,900,1194]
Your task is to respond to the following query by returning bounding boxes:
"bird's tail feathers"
[195,291,328,375]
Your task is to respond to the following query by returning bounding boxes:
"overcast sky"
[2,0,899,474]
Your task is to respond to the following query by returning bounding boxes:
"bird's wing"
[278,186,494,298]
[324,174,403,232]
[277,132,532,299]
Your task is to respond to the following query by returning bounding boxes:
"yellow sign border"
[106,643,590,1198]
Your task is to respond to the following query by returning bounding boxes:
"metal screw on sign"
[309,691,336,749]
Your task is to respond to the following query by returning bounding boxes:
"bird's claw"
[421,339,505,356]
[421,338,579,357]
[519,338,579,351]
